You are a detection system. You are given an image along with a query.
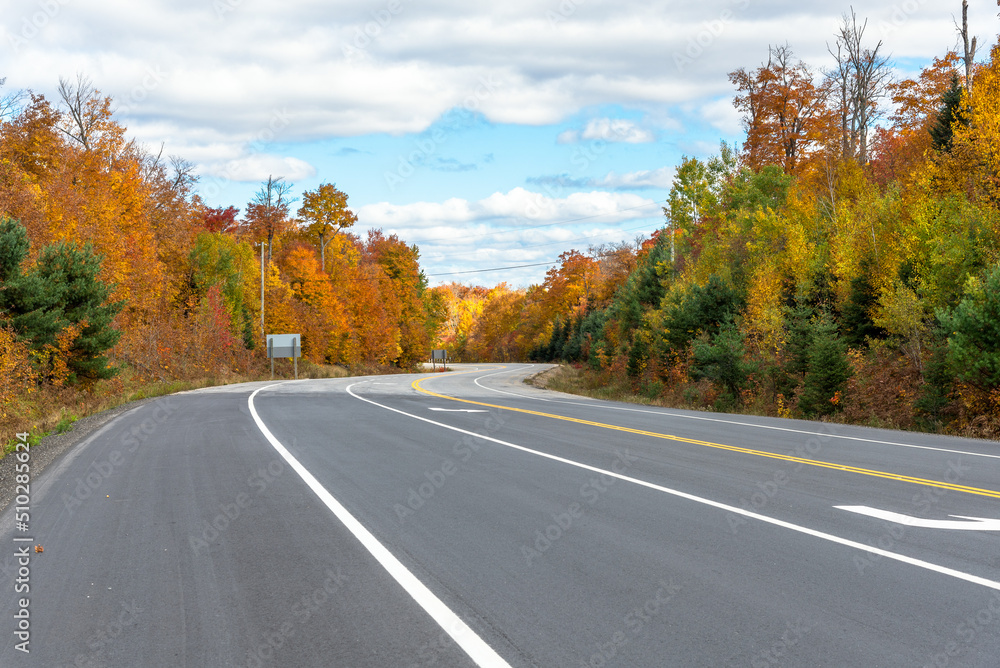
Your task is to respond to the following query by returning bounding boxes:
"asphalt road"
[2,363,999,667]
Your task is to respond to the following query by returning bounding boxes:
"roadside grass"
[526,365,685,408]
[527,364,1000,440]
[2,358,406,458]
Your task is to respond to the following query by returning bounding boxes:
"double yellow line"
[413,373,1000,500]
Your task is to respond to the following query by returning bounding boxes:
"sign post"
[431,349,447,371]
[267,334,301,379]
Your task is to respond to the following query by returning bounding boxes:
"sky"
[3,0,997,287]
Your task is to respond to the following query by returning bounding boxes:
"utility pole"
[259,241,266,342]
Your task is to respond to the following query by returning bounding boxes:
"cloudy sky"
[3,0,996,286]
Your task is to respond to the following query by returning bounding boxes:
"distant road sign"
[267,334,301,359]
[432,349,447,360]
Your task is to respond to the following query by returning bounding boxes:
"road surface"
[2,363,999,666]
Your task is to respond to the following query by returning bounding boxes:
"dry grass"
[528,362,1000,439]
[3,357,410,457]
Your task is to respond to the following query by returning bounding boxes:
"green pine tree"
[0,218,125,383]
[799,314,852,417]
[930,74,965,153]
[546,317,564,361]
[939,262,1000,390]
[691,323,754,406]
[840,258,886,349]
[626,335,648,378]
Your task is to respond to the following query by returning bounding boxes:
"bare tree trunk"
[0,77,26,122]
[828,9,891,164]
[959,0,978,91]
[57,73,99,150]
[252,175,294,265]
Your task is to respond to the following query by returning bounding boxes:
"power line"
[423,221,659,263]
[389,201,662,246]
[425,229,660,278]
[427,261,559,277]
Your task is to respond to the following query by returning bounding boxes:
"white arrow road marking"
[346,383,1000,593]
[836,505,1000,530]
[429,408,489,413]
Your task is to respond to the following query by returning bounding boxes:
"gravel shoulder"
[0,398,156,514]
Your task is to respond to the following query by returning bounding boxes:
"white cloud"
[356,187,663,285]
[595,168,675,189]
[699,97,743,136]
[557,129,581,144]
[4,0,980,174]
[200,154,317,184]
[559,118,656,144]
[358,187,656,231]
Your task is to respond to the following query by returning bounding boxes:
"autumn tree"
[245,175,294,264]
[201,206,240,234]
[279,242,349,363]
[297,183,357,271]
[188,232,259,348]
[729,45,833,173]
[871,53,960,183]
[949,38,1000,202]
[364,230,430,367]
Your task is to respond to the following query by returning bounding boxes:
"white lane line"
[248,384,513,668]
[346,384,1000,594]
[472,368,1000,461]
[473,365,556,402]
[837,506,1000,531]
[429,408,489,413]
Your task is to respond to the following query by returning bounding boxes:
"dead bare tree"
[247,175,295,264]
[57,73,101,150]
[956,0,978,91]
[0,77,26,122]
[827,8,893,163]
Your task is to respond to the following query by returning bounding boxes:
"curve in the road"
[344,378,1000,595]
[412,374,1000,499]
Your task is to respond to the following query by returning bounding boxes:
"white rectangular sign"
[267,334,301,359]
